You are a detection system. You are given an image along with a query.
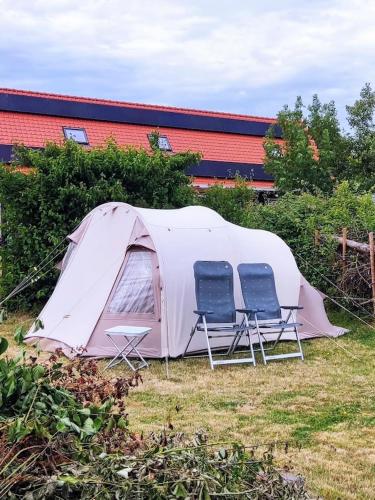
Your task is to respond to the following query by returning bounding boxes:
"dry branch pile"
[328,228,375,315]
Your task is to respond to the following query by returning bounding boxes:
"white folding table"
[104,326,151,371]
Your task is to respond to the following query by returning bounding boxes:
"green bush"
[0,140,199,309]
[203,181,375,304]
[243,192,335,289]
[0,342,137,443]
[201,177,256,225]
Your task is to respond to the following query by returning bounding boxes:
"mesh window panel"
[108,251,154,314]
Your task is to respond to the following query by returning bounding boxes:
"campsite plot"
[1,311,374,499]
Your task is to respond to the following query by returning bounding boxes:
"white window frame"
[62,127,89,145]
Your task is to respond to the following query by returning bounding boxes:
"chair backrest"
[194,261,236,324]
[237,263,281,321]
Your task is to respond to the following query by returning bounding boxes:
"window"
[108,250,155,314]
[148,134,172,151]
[63,127,89,144]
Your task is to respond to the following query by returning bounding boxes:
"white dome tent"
[26,203,345,358]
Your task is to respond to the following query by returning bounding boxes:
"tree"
[307,95,348,182]
[264,95,346,195]
[0,140,199,308]
[345,83,375,191]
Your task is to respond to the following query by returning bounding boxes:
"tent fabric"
[26,202,346,358]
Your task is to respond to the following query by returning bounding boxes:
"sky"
[0,0,374,124]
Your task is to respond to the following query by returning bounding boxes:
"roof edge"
[0,87,277,123]
[0,91,282,138]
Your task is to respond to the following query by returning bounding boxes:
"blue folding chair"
[183,261,256,369]
[232,263,304,364]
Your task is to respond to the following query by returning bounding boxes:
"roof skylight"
[148,134,172,151]
[63,127,89,145]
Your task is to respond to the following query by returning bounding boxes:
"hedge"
[0,140,199,309]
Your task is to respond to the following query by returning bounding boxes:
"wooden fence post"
[369,232,375,316]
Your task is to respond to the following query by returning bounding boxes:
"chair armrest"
[280,306,303,310]
[236,308,265,314]
[193,310,214,316]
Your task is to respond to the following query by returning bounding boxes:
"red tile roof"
[0,88,278,190]
[0,110,272,164]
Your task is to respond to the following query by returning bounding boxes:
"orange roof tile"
[0,88,278,188]
[0,111,273,164]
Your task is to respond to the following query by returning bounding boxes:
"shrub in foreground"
[0,342,139,444]
[0,340,308,499]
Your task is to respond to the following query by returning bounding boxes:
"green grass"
[125,310,375,500]
[1,309,375,499]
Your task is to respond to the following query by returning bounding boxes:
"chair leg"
[227,321,244,355]
[185,316,258,369]
[292,309,304,361]
[244,315,256,366]
[258,321,304,364]
[202,315,215,370]
[295,326,304,361]
[227,334,237,355]
[229,316,251,356]
[255,316,267,365]
[270,327,285,350]
[183,318,199,358]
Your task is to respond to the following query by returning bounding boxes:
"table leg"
[105,335,136,370]
[121,335,149,369]
[105,334,150,371]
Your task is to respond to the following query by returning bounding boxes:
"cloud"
[0,0,374,122]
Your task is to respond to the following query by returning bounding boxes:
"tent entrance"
[87,246,162,357]
[103,247,159,320]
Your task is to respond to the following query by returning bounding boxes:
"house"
[0,88,280,196]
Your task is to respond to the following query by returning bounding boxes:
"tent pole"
[165,355,170,379]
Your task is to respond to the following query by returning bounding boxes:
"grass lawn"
[1,310,375,499]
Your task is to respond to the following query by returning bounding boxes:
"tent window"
[108,250,154,314]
